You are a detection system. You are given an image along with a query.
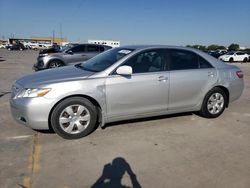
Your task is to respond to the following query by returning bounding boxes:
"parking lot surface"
[0,49,250,188]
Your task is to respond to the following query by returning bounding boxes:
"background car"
[208,50,227,58]
[6,43,25,51]
[11,45,244,139]
[32,44,49,50]
[33,43,112,71]
[246,52,250,62]
[0,44,7,48]
[219,51,249,62]
[38,43,78,57]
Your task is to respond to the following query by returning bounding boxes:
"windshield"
[79,47,134,72]
[226,52,234,55]
[61,44,78,52]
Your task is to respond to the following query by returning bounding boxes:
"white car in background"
[23,42,39,49]
[219,51,249,62]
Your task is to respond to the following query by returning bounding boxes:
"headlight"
[39,53,48,57]
[16,88,51,98]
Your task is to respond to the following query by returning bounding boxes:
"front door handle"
[158,76,168,81]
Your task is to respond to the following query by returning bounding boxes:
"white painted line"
[5,135,33,140]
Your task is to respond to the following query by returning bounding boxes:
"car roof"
[122,44,196,50]
[75,43,112,48]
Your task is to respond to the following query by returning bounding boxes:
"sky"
[0,0,249,47]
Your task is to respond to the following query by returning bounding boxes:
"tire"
[229,58,234,62]
[20,48,23,51]
[50,97,98,139]
[200,87,227,118]
[48,60,64,69]
[243,58,248,62]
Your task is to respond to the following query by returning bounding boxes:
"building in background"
[31,37,67,45]
[88,39,120,48]
[8,37,67,45]
[0,39,8,45]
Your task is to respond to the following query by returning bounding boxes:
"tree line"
[186,43,249,52]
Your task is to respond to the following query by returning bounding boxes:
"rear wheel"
[243,58,248,62]
[48,60,64,69]
[200,87,227,118]
[50,97,98,139]
[229,58,234,62]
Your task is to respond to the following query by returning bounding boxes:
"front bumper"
[33,64,46,71]
[10,96,56,130]
[33,57,47,71]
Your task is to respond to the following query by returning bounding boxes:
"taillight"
[236,71,244,79]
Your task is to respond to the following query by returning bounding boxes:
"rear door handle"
[158,76,168,81]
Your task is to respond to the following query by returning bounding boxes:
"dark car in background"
[208,50,227,59]
[7,43,25,51]
[34,44,112,71]
[38,43,78,56]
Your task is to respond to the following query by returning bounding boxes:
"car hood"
[16,65,95,88]
[39,48,60,54]
[219,54,230,58]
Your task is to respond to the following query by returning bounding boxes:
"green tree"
[186,45,207,51]
[217,46,227,50]
[228,43,239,51]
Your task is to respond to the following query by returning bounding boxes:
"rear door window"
[169,49,199,70]
[71,45,86,53]
[87,45,100,52]
[199,56,213,68]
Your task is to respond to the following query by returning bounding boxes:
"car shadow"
[91,157,141,188]
[0,56,5,62]
[104,112,194,129]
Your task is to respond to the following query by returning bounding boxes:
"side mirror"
[116,65,132,75]
[67,50,73,55]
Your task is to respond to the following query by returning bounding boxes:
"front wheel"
[243,58,248,62]
[229,58,234,62]
[50,97,98,139]
[200,87,227,118]
[48,60,64,69]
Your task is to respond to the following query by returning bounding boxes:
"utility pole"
[60,23,62,45]
[52,30,55,44]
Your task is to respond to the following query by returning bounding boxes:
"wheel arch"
[48,94,103,132]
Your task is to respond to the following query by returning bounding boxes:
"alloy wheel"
[59,105,91,134]
[207,93,224,115]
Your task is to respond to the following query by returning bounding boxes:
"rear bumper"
[229,79,244,103]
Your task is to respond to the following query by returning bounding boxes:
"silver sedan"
[10,45,244,139]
